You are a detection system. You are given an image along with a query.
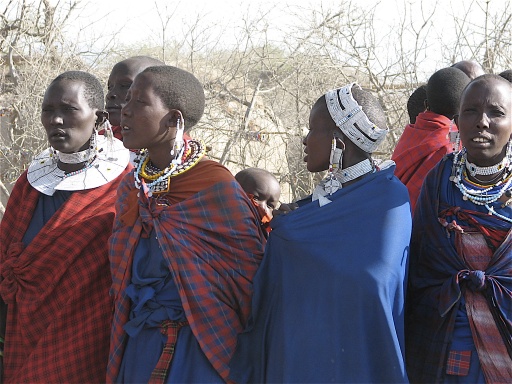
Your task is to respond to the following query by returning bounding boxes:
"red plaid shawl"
[392,111,455,213]
[108,162,266,383]
[0,168,129,383]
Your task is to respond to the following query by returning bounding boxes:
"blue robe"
[405,154,512,383]
[229,165,411,383]
[116,232,223,383]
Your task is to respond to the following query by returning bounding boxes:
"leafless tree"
[2,0,511,216]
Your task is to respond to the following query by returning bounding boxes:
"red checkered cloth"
[391,110,455,213]
[149,320,188,384]
[446,350,471,376]
[107,161,266,383]
[0,168,129,383]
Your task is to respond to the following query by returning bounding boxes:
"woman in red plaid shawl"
[0,71,131,383]
[107,65,266,383]
[406,74,512,383]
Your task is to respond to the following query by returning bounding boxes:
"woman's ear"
[165,109,184,128]
[95,110,108,125]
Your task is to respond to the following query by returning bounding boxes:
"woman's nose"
[106,89,116,100]
[122,102,131,117]
[477,112,490,129]
[50,113,63,125]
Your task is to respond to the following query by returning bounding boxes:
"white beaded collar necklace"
[27,134,130,196]
[58,148,94,164]
[464,152,510,177]
[313,159,375,206]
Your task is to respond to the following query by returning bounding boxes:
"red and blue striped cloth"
[0,168,129,383]
[392,110,456,214]
[107,163,265,383]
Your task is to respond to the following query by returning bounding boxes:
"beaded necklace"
[54,132,99,178]
[315,158,375,204]
[450,147,512,223]
[134,139,205,196]
[464,152,510,177]
[139,140,190,181]
[62,156,97,178]
[337,159,374,184]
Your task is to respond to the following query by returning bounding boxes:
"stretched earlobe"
[95,110,109,125]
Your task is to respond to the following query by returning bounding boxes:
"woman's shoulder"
[175,159,235,186]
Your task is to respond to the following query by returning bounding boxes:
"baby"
[235,168,281,234]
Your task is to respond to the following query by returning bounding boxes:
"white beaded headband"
[325,83,388,153]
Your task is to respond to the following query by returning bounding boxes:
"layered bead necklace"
[450,147,512,223]
[50,131,99,178]
[134,139,205,196]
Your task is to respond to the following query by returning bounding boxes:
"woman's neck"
[58,161,87,173]
[340,150,373,188]
[147,145,175,170]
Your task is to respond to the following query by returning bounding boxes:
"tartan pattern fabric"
[107,169,265,383]
[149,320,189,384]
[406,155,512,383]
[446,350,471,376]
[460,231,512,381]
[0,168,129,383]
[391,111,455,213]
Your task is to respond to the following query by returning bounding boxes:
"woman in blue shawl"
[229,83,412,383]
[406,74,512,383]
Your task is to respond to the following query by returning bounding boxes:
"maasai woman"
[229,83,412,383]
[406,74,512,383]
[0,71,131,383]
[104,55,164,139]
[107,65,265,383]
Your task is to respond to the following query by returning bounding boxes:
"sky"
[63,0,447,50]
[14,0,511,75]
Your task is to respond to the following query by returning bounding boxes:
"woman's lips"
[49,129,66,139]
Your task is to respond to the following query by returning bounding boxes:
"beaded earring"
[449,120,462,182]
[100,118,113,140]
[170,116,185,163]
[448,119,460,152]
[323,136,344,195]
[99,118,116,160]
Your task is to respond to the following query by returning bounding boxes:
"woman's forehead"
[463,78,511,102]
[44,79,85,100]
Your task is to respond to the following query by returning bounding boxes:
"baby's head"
[235,168,281,223]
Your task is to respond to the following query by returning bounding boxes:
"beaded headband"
[325,83,388,153]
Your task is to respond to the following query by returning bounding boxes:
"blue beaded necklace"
[451,147,512,223]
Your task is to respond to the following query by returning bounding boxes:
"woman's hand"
[273,202,299,217]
